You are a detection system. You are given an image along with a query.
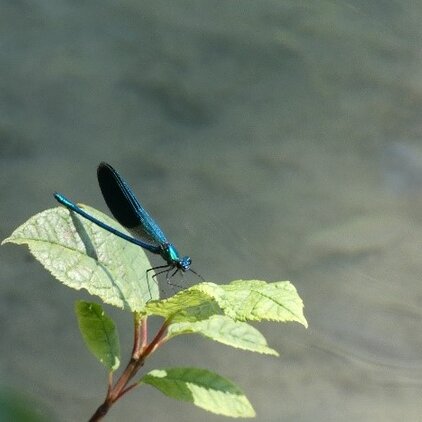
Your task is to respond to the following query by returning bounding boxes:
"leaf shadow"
[69,211,132,309]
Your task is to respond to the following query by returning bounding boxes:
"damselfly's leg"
[145,264,170,298]
[147,264,171,279]
[189,268,204,281]
[166,267,179,285]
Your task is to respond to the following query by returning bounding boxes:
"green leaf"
[145,289,221,323]
[2,206,159,311]
[75,301,120,371]
[194,280,308,327]
[167,315,278,355]
[142,367,255,418]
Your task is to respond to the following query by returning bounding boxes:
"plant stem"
[131,313,144,359]
[88,399,112,422]
[88,317,170,421]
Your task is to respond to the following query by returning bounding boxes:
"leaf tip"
[1,237,12,246]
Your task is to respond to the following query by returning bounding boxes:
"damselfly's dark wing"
[97,162,168,248]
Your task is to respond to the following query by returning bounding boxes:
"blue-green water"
[1,2,422,421]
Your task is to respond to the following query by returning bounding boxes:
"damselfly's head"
[178,255,192,272]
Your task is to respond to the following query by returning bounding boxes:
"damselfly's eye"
[180,256,192,271]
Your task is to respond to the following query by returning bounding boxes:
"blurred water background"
[1,1,422,421]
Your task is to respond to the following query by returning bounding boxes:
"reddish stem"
[88,316,170,421]
[131,313,143,359]
[140,317,148,350]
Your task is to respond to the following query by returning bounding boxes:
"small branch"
[151,335,169,352]
[115,381,139,400]
[131,312,144,359]
[140,317,148,350]
[89,317,171,420]
[141,319,170,358]
[107,372,113,396]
